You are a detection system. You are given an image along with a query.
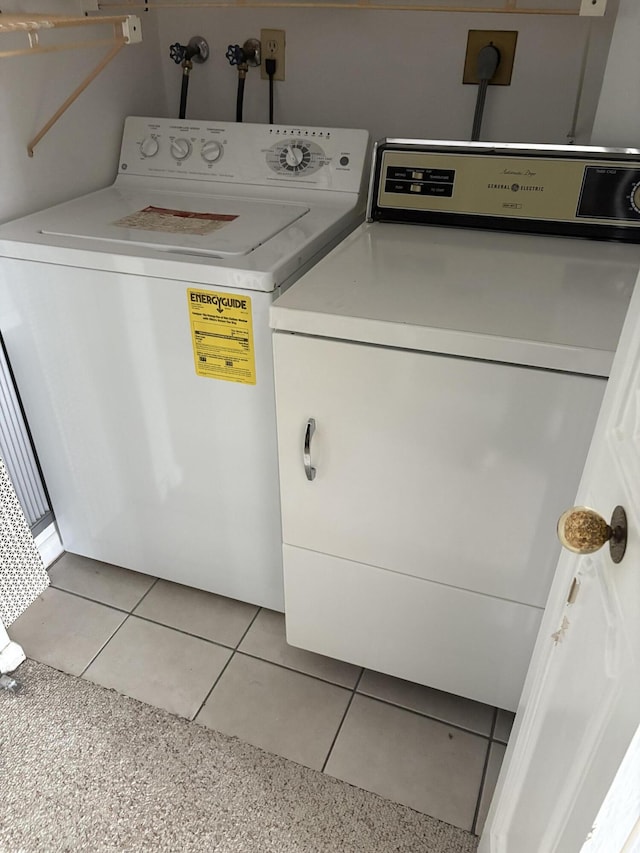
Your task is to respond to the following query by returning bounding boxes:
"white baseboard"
[0,635,26,674]
[34,522,64,568]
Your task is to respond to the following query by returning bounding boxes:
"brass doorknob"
[557,505,627,564]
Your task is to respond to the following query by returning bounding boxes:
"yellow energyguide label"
[187,288,256,385]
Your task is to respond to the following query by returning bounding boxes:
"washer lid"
[40,188,309,257]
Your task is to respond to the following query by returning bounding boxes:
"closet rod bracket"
[25,15,142,157]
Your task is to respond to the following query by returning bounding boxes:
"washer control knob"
[140,136,159,158]
[201,140,223,163]
[171,138,192,161]
[632,182,640,213]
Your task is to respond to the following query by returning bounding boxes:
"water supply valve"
[169,36,209,67]
[169,36,209,121]
[225,38,261,75]
[226,38,260,122]
[225,44,245,68]
[169,42,186,64]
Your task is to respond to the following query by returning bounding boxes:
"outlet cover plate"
[463,30,518,86]
[260,28,285,81]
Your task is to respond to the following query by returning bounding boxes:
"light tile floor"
[10,552,516,836]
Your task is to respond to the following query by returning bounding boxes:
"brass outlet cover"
[463,30,518,86]
[260,28,286,81]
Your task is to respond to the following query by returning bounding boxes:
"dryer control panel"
[118,117,370,194]
[368,139,640,242]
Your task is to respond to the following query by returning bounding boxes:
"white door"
[480,271,640,853]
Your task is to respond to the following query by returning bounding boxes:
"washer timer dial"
[631,181,640,214]
[283,145,306,170]
[266,138,327,177]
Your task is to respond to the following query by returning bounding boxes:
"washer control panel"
[119,117,369,193]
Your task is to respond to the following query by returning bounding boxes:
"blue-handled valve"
[226,39,260,69]
[169,37,209,66]
[170,42,187,64]
[225,44,245,67]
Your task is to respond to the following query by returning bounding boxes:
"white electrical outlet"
[579,0,607,16]
[260,29,286,81]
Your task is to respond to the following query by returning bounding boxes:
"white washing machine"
[0,116,369,610]
[271,139,640,709]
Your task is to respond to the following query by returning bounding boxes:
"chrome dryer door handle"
[304,418,316,481]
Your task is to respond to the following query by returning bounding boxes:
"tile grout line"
[44,562,512,833]
[51,576,506,746]
[130,576,160,612]
[48,581,256,652]
[470,707,498,836]
[236,648,365,693]
[191,607,264,721]
[45,551,66,574]
[353,687,495,741]
[53,577,161,678]
[48,581,158,617]
[233,607,263,652]
[31,553,504,841]
[47,578,501,739]
[121,612,244,651]
[71,577,156,678]
[320,667,365,774]
[79,612,132,678]
[219,649,493,742]
[235,608,264,649]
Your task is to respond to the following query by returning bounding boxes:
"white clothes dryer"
[0,116,370,610]
[271,139,640,708]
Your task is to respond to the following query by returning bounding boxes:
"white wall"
[0,2,623,229]
[591,0,640,147]
[0,9,167,224]
[156,5,616,145]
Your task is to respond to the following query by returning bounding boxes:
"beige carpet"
[0,660,479,853]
